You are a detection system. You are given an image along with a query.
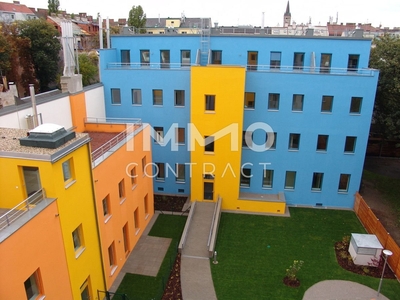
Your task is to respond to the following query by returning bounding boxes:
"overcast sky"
[20,0,399,28]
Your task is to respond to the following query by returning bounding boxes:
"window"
[111,88,121,104]
[144,194,149,215]
[122,223,129,254]
[121,50,130,64]
[155,163,165,180]
[293,52,304,70]
[132,89,142,105]
[176,128,185,144]
[175,90,185,106]
[292,94,304,111]
[181,50,191,66]
[289,133,300,150]
[285,171,296,189]
[140,50,150,66]
[25,270,43,300]
[347,54,359,71]
[108,242,116,271]
[320,53,332,73]
[247,51,258,70]
[244,92,255,109]
[266,132,277,150]
[204,182,214,200]
[311,172,324,191]
[102,195,110,217]
[176,164,185,182]
[344,136,357,153]
[270,52,281,69]
[262,169,274,188]
[240,168,251,187]
[118,179,125,200]
[160,50,170,68]
[134,208,140,232]
[321,96,333,112]
[72,225,84,254]
[338,174,351,192]
[316,135,329,151]
[268,93,280,110]
[130,167,137,186]
[62,158,74,183]
[350,97,362,114]
[80,279,90,300]
[205,136,214,152]
[154,126,164,143]
[242,131,253,148]
[142,156,146,174]
[205,95,215,111]
[153,89,163,105]
[211,50,222,64]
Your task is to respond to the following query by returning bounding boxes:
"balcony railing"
[107,62,192,70]
[0,189,46,231]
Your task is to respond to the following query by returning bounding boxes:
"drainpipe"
[29,84,39,127]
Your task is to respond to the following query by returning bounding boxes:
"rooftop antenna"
[261,12,265,29]
[60,21,76,77]
[336,12,338,24]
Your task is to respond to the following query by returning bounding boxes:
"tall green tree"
[18,19,61,92]
[78,53,99,86]
[0,32,12,76]
[48,0,60,14]
[128,5,146,32]
[369,34,400,141]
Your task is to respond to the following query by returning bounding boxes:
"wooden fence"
[354,192,400,278]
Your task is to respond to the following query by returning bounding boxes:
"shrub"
[285,260,304,281]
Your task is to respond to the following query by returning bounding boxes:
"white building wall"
[85,85,106,119]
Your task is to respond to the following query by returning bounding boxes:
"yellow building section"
[235,199,286,214]
[190,65,245,208]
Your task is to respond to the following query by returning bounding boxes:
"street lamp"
[377,249,393,297]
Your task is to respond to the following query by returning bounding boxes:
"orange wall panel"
[70,92,87,132]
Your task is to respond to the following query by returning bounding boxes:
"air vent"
[178,189,184,193]
[158,187,164,191]
[315,203,323,207]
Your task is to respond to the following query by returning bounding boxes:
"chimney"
[13,1,20,4]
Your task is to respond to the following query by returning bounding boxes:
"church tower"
[283,1,291,27]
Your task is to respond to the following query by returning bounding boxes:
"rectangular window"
[111,88,121,104]
[181,50,191,66]
[122,223,130,254]
[320,53,332,73]
[131,89,142,105]
[140,50,150,66]
[176,128,185,144]
[160,50,170,68]
[312,172,324,191]
[242,131,253,148]
[175,90,185,106]
[205,95,215,111]
[25,270,42,300]
[247,51,258,70]
[289,133,300,150]
[344,136,357,153]
[338,174,351,192]
[108,242,116,269]
[205,136,214,152]
[176,164,185,182]
[292,94,304,111]
[154,126,164,143]
[142,156,146,174]
[204,182,214,200]
[347,54,359,71]
[156,162,165,180]
[268,93,280,110]
[262,169,274,188]
[316,135,329,151]
[102,195,110,217]
[270,52,281,69]
[153,89,163,105]
[134,208,140,232]
[80,279,90,300]
[321,95,333,112]
[121,50,130,64]
[130,167,137,186]
[240,168,251,187]
[62,158,74,183]
[285,171,296,189]
[118,179,125,200]
[144,194,149,215]
[266,132,277,150]
[293,52,304,70]
[350,97,362,114]
[72,225,84,253]
[244,92,255,109]
[211,50,222,64]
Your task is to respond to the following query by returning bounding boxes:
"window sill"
[176,180,186,184]
[37,296,46,300]
[156,179,165,182]
[267,109,279,112]
[240,185,250,188]
[292,110,303,113]
[131,184,137,191]
[344,152,355,155]
[174,105,185,108]
[244,107,255,110]
[349,113,361,116]
[311,189,322,193]
[267,148,276,151]
[110,265,118,276]
[204,151,215,155]
[153,104,163,107]
[135,228,141,235]
[338,191,349,194]
[321,112,332,114]
[132,104,142,106]
[205,111,216,114]
[120,197,126,205]
[316,150,327,153]
[111,104,122,106]
[288,149,299,151]
[145,214,150,220]
[104,215,112,223]
[65,179,76,189]
[262,186,273,190]
[75,247,86,259]
[284,188,295,191]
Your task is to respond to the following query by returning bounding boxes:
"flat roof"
[351,233,383,249]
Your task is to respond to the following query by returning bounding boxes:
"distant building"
[0,0,36,22]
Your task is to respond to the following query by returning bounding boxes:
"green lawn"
[115,214,187,300]
[211,208,400,300]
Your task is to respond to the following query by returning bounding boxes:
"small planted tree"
[283,260,304,287]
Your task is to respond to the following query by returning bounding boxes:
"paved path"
[303,280,390,300]
[181,202,218,300]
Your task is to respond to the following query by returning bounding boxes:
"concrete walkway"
[302,280,390,300]
[181,202,218,300]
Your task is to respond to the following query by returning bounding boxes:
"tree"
[48,0,60,14]
[128,5,146,33]
[18,19,61,92]
[78,52,99,86]
[369,34,400,141]
[0,32,12,76]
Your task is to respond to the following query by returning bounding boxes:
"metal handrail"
[85,117,142,125]
[107,62,193,69]
[0,189,46,231]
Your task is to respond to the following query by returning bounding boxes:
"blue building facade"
[99,32,378,210]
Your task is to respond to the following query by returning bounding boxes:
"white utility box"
[349,233,383,266]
